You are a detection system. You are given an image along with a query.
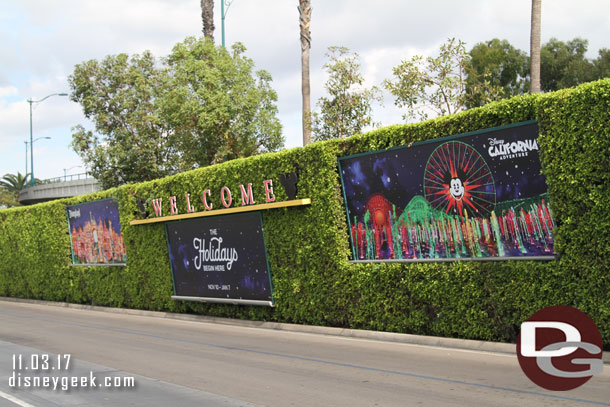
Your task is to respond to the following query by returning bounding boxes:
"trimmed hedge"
[1,79,609,348]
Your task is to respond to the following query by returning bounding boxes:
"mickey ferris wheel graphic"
[423,141,496,217]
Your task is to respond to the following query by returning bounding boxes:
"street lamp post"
[221,0,234,47]
[63,165,82,181]
[28,93,68,186]
[24,137,51,184]
[24,141,28,178]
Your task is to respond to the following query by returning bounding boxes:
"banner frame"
[349,256,556,264]
[171,295,274,307]
[66,198,127,267]
[338,120,556,263]
[164,210,274,306]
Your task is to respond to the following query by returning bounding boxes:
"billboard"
[338,121,556,262]
[66,199,127,266]
[165,211,273,306]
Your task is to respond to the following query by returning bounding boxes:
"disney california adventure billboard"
[338,121,555,262]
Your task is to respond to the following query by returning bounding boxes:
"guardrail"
[23,172,93,188]
[18,173,100,204]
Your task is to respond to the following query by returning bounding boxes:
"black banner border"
[164,211,274,306]
[337,120,557,263]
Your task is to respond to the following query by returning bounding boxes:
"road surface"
[0,300,608,406]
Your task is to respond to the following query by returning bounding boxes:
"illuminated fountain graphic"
[349,140,555,260]
[351,195,555,260]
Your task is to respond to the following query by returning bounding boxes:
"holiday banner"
[339,121,556,261]
[165,211,273,305]
[66,199,127,265]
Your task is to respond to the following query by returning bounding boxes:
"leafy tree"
[159,37,283,166]
[70,51,178,188]
[593,48,610,79]
[541,37,595,91]
[466,39,529,108]
[466,36,609,102]
[0,189,20,208]
[69,37,284,189]
[312,46,381,141]
[384,38,470,121]
[0,172,36,208]
[0,172,30,195]
[298,0,312,145]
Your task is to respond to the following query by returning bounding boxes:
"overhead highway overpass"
[18,174,100,205]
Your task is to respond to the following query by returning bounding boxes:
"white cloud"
[0,86,18,97]
[2,0,610,178]
[0,99,29,143]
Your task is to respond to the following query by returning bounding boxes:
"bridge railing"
[24,172,94,188]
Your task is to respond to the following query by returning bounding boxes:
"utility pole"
[27,93,68,186]
[221,0,234,47]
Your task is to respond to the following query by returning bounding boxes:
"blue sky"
[1,0,610,181]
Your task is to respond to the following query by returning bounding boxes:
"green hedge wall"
[1,79,609,347]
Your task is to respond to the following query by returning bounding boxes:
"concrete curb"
[2,296,608,364]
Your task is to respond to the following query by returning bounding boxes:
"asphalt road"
[0,300,608,407]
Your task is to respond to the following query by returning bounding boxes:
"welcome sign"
[338,121,556,262]
[165,211,273,306]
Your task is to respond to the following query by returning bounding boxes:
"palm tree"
[530,0,541,93]
[201,0,215,42]
[0,172,30,196]
[298,0,312,145]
